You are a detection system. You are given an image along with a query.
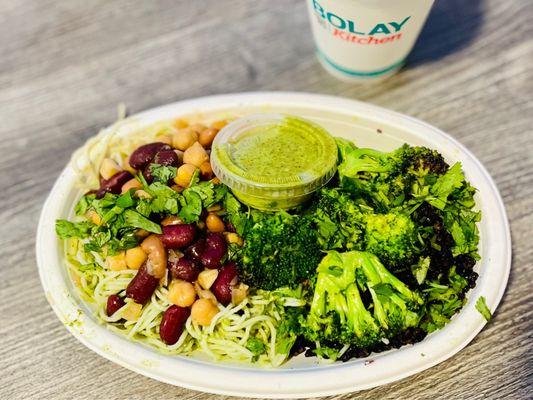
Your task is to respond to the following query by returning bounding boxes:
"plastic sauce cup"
[306,0,435,81]
[210,114,338,211]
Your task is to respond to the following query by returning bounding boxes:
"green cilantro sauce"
[212,116,337,210]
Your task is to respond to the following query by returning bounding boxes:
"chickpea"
[106,252,127,271]
[199,160,213,180]
[141,235,167,279]
[225,232,244,246]
[174,118,189,129]
[196,287,217,303]
[157,134,173,145]
[125,247,147,270]
[121,178,142,194]
[86,210,102,226]
[183,142,209,167]
[198,128,218,148]
[161,215,184,226]
[100,158,122,180]
[191,298,219,326]
[174,164,198,187]
[197,269,219,290]
[122,156,137,174]
[135,229,150,238]
[211,120,228,130]
[167,280,196,307]
[174,149,184,164]
[172,127,199,151]
[122,301,143,321]
[134,189,152,199]
[231,283,249,305]
[207,204,222,212]
[189,123,208,134]
[206,213,225,233]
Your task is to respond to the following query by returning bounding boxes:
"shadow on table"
[408,0,485,65]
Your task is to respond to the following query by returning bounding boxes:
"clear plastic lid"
[210,114,338,209]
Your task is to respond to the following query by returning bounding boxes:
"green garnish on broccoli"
[338,143,449,211]
[313,188,421,272]
[312,188,364,250]
[475,296,492,322]
[238,212,322,291]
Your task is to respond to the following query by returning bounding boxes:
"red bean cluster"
[102,130,243,346]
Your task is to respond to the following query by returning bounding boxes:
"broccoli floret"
[420,266,469,333]
[337,144,450,211]
[363,212,419,270]
[396,144,449,176]
[313,189,420,270]
[359,252,422,335]
[312,188,365,250]
[305,274,381,349]
[239,212,321,290]
[302,251,423,355]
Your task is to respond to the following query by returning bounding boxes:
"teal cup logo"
[306,0,435,81]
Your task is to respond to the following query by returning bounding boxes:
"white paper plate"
[36,92,511,398]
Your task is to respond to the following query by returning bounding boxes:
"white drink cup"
[306,0,435,81]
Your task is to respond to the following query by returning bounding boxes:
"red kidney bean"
[142,164,155,184]
[200,248,223,269]
[106,294,125,316]
[144,149,181,183]
[184,239,206,263]
[169,257,200,282]
[200,233,227,269]
[207,232,227,255]
[212,261,238,305]
[159,305,190,345]
[125,264,160,304]
[154,149,180,167]
[96,171,133,198]
[160,224,196,249]
[129,142,171,170]
[205,233,227,256]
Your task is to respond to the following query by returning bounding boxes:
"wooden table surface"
[1,0,531,399]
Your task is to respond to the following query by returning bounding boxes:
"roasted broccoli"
[337,144,449,211]
[312,188,420,271]
[239,212,322,290]
[397,143,449,176]
[336,141,480,278]
[363,212,419,270]
[312,188,365,250]
[301,251,423,356]
[420,266,470,333]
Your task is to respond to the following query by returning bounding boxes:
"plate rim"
[36,91,511,398]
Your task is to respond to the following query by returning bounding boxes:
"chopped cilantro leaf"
[150,164,177,183]
[475,296,492,322]
[123,209,162,234]
[55,220,92,239]
[178,190,203,223]
[116,190,135,208]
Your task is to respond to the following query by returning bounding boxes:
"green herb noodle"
[62,118,303,366]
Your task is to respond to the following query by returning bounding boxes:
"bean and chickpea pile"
[97,120,249,345]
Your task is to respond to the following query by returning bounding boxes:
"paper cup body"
[306,0,435,81]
